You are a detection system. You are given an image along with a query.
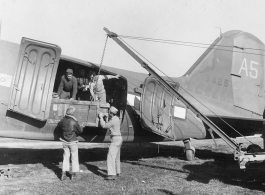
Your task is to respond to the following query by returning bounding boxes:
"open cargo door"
[140,77,176,139]
[8,37,61,120]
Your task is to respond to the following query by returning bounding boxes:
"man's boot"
[105,175,116,180]
[61,171,66,181]
[71,172,77,180]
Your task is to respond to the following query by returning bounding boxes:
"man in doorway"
[57,69,78,100]
[98,106,122,180]
[88,71,119,102]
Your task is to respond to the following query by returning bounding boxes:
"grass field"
[0,137,265,195]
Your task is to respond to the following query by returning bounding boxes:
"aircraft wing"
[101,65,148,95]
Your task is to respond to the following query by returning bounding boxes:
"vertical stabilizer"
[183,30,265,118]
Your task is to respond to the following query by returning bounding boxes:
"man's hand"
[115,75,120,79]
[98,112,103,118]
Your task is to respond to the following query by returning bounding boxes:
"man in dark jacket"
[57,69,78,100]
[58,106,83,180]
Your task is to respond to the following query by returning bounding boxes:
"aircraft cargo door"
[8,37,61,120]
[140,77,175,139]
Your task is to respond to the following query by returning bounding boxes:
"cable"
[119,34,265,53]
[118,35,265,58]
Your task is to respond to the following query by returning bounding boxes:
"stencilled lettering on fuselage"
[204,75,229,87]
[190,72,230,101]
[239,58,259,79]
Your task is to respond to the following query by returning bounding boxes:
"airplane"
[0,29,264,163]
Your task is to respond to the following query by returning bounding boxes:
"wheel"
[246,144,262,153]
[185,149,195,161]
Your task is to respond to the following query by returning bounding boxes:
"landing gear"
[183,138,195,161]
[246,144,262,153]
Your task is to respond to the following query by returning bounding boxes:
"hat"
[109,106,118,114]
[66,69,73,74]
[66,106,76,115]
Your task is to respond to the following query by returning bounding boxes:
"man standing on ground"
[58,106,83,180]
[57,69,78,100]
[98,106,122,180]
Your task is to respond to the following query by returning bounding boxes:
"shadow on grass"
[0,143,265,191]
[157,189,176,195]
[83,163,107,178]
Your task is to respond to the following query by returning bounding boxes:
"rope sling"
[92,35,109,101]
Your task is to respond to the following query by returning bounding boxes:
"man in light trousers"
[58,106,83,181]
[98,106,122,180]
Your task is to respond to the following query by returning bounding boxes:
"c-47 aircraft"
[0,28,264,163]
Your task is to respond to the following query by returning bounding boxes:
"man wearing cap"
[57,69,78,100]
[58,106,84,181]
[98,106,122,180]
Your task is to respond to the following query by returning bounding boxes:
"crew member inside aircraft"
[88,71,119,102]
[98,106,122,180]
[76,68,90,101]
[58,106,84,181]
[57,69,78,100]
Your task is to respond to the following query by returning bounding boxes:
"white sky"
[0,0,265,77]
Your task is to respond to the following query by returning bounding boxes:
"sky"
[0,0,265,77]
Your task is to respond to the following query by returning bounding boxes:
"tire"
[185,149,195,161]
[246,144,262,153]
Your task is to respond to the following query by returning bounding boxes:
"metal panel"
[8,38,61,120]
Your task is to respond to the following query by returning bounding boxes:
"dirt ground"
[0,136,265,195]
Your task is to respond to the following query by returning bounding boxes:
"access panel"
[8,38,61,120]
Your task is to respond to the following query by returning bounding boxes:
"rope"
[119,34,265,55]
[93,35,109,102]
[98,35,109,75]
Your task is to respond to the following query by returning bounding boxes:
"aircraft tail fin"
[183,30,265,118]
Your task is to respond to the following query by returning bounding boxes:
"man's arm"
[74,121,83,134]
[95,75,119,81]
[106,75,119,80]
[98,113,113,129]
[57,76,64,96]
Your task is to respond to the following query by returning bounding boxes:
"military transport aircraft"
[0,29,264,161]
